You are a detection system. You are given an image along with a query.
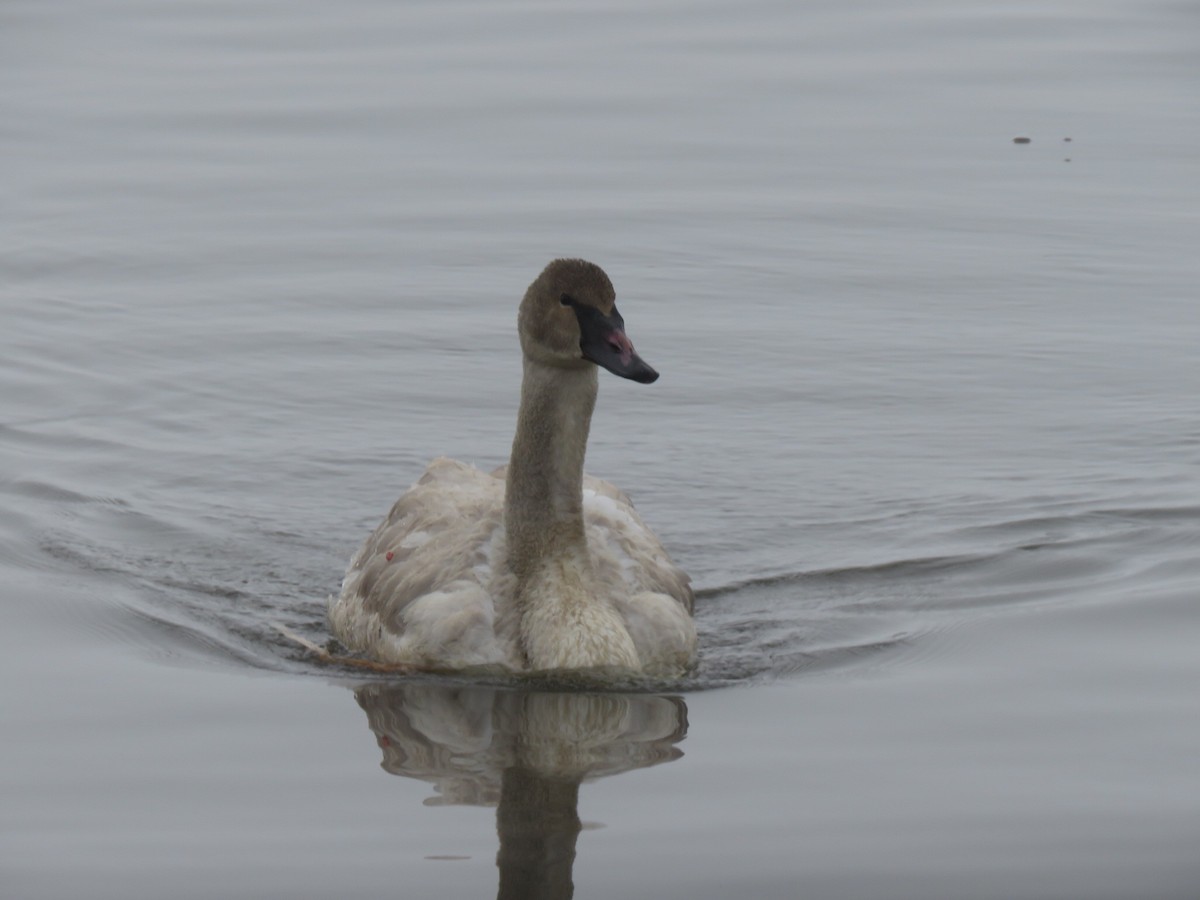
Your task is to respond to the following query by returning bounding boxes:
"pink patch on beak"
[607,329,635,366]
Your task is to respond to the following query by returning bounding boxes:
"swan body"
[329,259,696,676]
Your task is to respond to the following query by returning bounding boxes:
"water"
[3,0,1198,896]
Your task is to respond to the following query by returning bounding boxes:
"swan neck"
[505,359,597,576]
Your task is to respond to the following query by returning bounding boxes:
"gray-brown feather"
[330,457,692,666]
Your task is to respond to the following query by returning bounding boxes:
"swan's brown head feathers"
[518,259,657,383]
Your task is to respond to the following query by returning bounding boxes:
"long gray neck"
[504,359,597,583]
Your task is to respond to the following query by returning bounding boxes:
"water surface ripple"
[4,0,1199,896]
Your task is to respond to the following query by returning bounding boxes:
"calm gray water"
[3,0,1199,897]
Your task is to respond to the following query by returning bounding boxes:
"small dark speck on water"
[1013,136,1031,144]
[1064,137,1072,142]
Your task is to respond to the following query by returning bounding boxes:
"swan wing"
[580,474,697,673]
[329,458,510,667]
[581,474,694,613]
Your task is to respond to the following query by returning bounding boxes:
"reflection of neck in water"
[497,767,580,900]
[353,684,688,900]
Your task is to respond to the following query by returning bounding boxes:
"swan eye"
[560,293,573,307]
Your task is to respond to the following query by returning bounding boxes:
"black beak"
[571,302,659,384]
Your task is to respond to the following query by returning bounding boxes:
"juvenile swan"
[329,259,696,675]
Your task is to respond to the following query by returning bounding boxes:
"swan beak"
[577,305,659,384]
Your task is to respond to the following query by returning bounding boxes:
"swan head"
[519,259,659,384]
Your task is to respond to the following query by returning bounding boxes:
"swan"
[328,258,697,676]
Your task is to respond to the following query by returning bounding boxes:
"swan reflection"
[353,683,688,899]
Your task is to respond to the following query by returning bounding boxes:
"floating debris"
[1013,136,1031,144]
